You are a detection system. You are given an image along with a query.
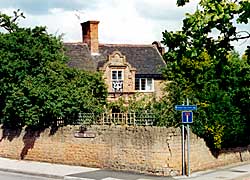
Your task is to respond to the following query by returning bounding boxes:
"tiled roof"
[98,44,166,75]
[63,43,97,72]
[63,43,166,75]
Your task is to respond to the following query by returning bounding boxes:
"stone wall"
[0,126,249,176]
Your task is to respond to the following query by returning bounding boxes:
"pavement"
[0,157,249,180]
[176,163,250,180]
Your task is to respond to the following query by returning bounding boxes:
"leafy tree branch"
[162,0,250,150]
[0,11,107,128]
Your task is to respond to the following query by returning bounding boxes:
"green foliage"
[106,94,156,113]
[105,93,179,127]
[0,11,107,128]
[205,122,224,149]
[177,0,190,6]
[162,0,250,150]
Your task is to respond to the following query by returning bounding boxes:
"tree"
[162,0,250,149]
[0,10,107,128]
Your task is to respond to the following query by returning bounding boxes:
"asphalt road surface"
[0,171,57,180]
[65,169,174,180]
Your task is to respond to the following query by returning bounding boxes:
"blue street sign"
[175,105,197,111]
[182,111,193,123]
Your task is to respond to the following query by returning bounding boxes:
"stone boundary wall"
[0,125,249,176]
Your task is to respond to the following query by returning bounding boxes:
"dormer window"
[135,78,154,92]
[112,70,123,80]
[112,70,123,92]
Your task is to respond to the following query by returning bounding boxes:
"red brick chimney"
[81,21,99,55]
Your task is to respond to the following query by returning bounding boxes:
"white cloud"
[71,0,200,44]
[88,0,155,44]
[1,0,249,53]
[4,0,193,44]
[135,0,199,21]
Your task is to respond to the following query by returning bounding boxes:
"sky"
[0,0,249,54]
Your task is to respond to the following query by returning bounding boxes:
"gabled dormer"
[99,51,136,95]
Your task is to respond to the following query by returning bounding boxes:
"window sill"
[135,90,154,93]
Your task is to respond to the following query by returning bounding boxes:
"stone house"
[64,21,166,102]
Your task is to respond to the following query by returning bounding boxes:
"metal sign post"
[175,98,196,177]
[186,99,190,177]
[182,124,185,176]
[187,124,190,176]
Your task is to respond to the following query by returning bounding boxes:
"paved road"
[233,174,250,180]
[175,163,250,180]
[0,171,58,180]
[0,157,250,180]
[65,169,175,180]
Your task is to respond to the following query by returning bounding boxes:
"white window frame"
[135,78,154,92]
[111,70,123,81]
[111,70,124,92]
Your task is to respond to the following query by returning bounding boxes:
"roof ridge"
[64,42,155,48]
[99,43,153,47]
